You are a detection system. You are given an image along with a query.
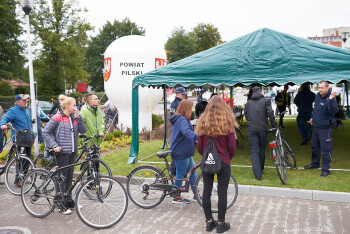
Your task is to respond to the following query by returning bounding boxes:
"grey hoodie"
[244,92,277,131]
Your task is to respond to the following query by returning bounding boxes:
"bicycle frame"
[152,155,201,194]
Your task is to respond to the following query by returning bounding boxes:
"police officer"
[304,81,338,177]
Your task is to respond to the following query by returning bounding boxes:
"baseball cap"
[15,94,30,102]
[252,86,262,93]
[175,87,187,95]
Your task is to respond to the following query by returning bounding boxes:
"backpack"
[201,137,222,174]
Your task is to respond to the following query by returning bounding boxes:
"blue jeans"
[174,157,197,191]
[248,130,268,178]
[297,112,312,140]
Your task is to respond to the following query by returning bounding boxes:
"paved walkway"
[0,180,349,234]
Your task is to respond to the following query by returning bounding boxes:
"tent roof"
[133,28,350,88]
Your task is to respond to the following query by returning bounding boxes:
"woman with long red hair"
[196,96,238,233]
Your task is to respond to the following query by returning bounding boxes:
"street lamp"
[20,0,39,156]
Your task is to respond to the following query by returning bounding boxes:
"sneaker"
[59,209,72,215]
[206,220,218,232]
[66,200,75,209]
[216,222,230,233]
[172,196,190,204]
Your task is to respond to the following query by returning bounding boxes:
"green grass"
[100,119,350,193]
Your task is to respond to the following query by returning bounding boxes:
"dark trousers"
[248,130,268,178]
[278,106,286,126]
[202,163,231,223]
[311,127,333,173]
[297,112,312,140]
[56,153,75,201]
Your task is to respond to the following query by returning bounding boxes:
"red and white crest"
[104,57,112,81]
[155,58,166,69]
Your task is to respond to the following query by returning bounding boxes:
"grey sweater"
[43,111,86,153]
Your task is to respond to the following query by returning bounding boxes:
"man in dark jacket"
[294,84,316,145]
[275,85,290,128]
[304,81,338,177]
[245,87,277,180]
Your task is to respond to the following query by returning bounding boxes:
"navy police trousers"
[311,126,333,173]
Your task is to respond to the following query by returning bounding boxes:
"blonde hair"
[196,96,238,137]
[59,95,76,111]
[174,99,193,120]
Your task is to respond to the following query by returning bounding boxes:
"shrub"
[0,150,9,161]
[112,130,123,138]
[68,92,84,101]
[0,82,14,96]
[104,132,114,141]
[14,86,30,95]
[152,114,163,129]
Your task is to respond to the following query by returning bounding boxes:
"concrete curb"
[74,173,350,203]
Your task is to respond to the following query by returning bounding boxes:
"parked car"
[38,101,53,115]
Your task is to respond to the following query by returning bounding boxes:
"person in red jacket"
[196,96,238,233]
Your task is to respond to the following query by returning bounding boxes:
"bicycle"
[33,135,113,199]
[268,125,297,184]
[20,134,128,229]
[127,150,238,213]
[0,125,36,195]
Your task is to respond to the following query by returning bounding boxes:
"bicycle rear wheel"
[282,139,297,169]
[275,148,287,184]
[5,155,35,195]
[76,176,128,229]
[21,169,56,218]
[194,173,238,213]
[126,165,166,209]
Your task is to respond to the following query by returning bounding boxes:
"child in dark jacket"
[169,99,198,204]
[196,96,238,233]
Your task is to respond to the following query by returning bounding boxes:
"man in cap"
[0,94,33,186]
[245,87,277,180]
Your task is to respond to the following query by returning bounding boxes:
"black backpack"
[201,137,222,174]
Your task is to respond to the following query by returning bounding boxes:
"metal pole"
[25,14,38,156]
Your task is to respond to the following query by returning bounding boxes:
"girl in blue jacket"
[169,99,198,204]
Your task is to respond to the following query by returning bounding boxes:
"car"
[38,101,53,115]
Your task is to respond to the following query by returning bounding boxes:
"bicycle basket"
[15,130,37,147]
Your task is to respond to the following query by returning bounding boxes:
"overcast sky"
[79,0,350,46]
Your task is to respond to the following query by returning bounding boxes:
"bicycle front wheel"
[5,155,35,195]
[194,173,238,213]
[282,139,297,169]
[76,176,128,229]
[74,159,113,200]
[275,149,287,184]
[126,166,166,209]
[21,169,56,218]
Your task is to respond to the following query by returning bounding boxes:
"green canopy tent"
[128,28,350,164]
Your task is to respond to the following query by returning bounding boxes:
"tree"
[190,23,223,53]
[0,82,14,96]
[30,0,92,97]
[84,18,145,91]
[165,27,196,63]
[0,0,26,79]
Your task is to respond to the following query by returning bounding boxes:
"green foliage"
[0,0,26,79]
[96,92,108,103]
[112,130,124,138]
[165,27,196,63]
[0,82,14,96]
[190,23,223,53]
[68,92,84,100]
[152,114,164,129]
[84,18,145,91]
[104,132,114,141]
[0,150,9,161]
[14,86,30,95]
[31,0,92,97]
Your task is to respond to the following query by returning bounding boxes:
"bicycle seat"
[156,151,172,159]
